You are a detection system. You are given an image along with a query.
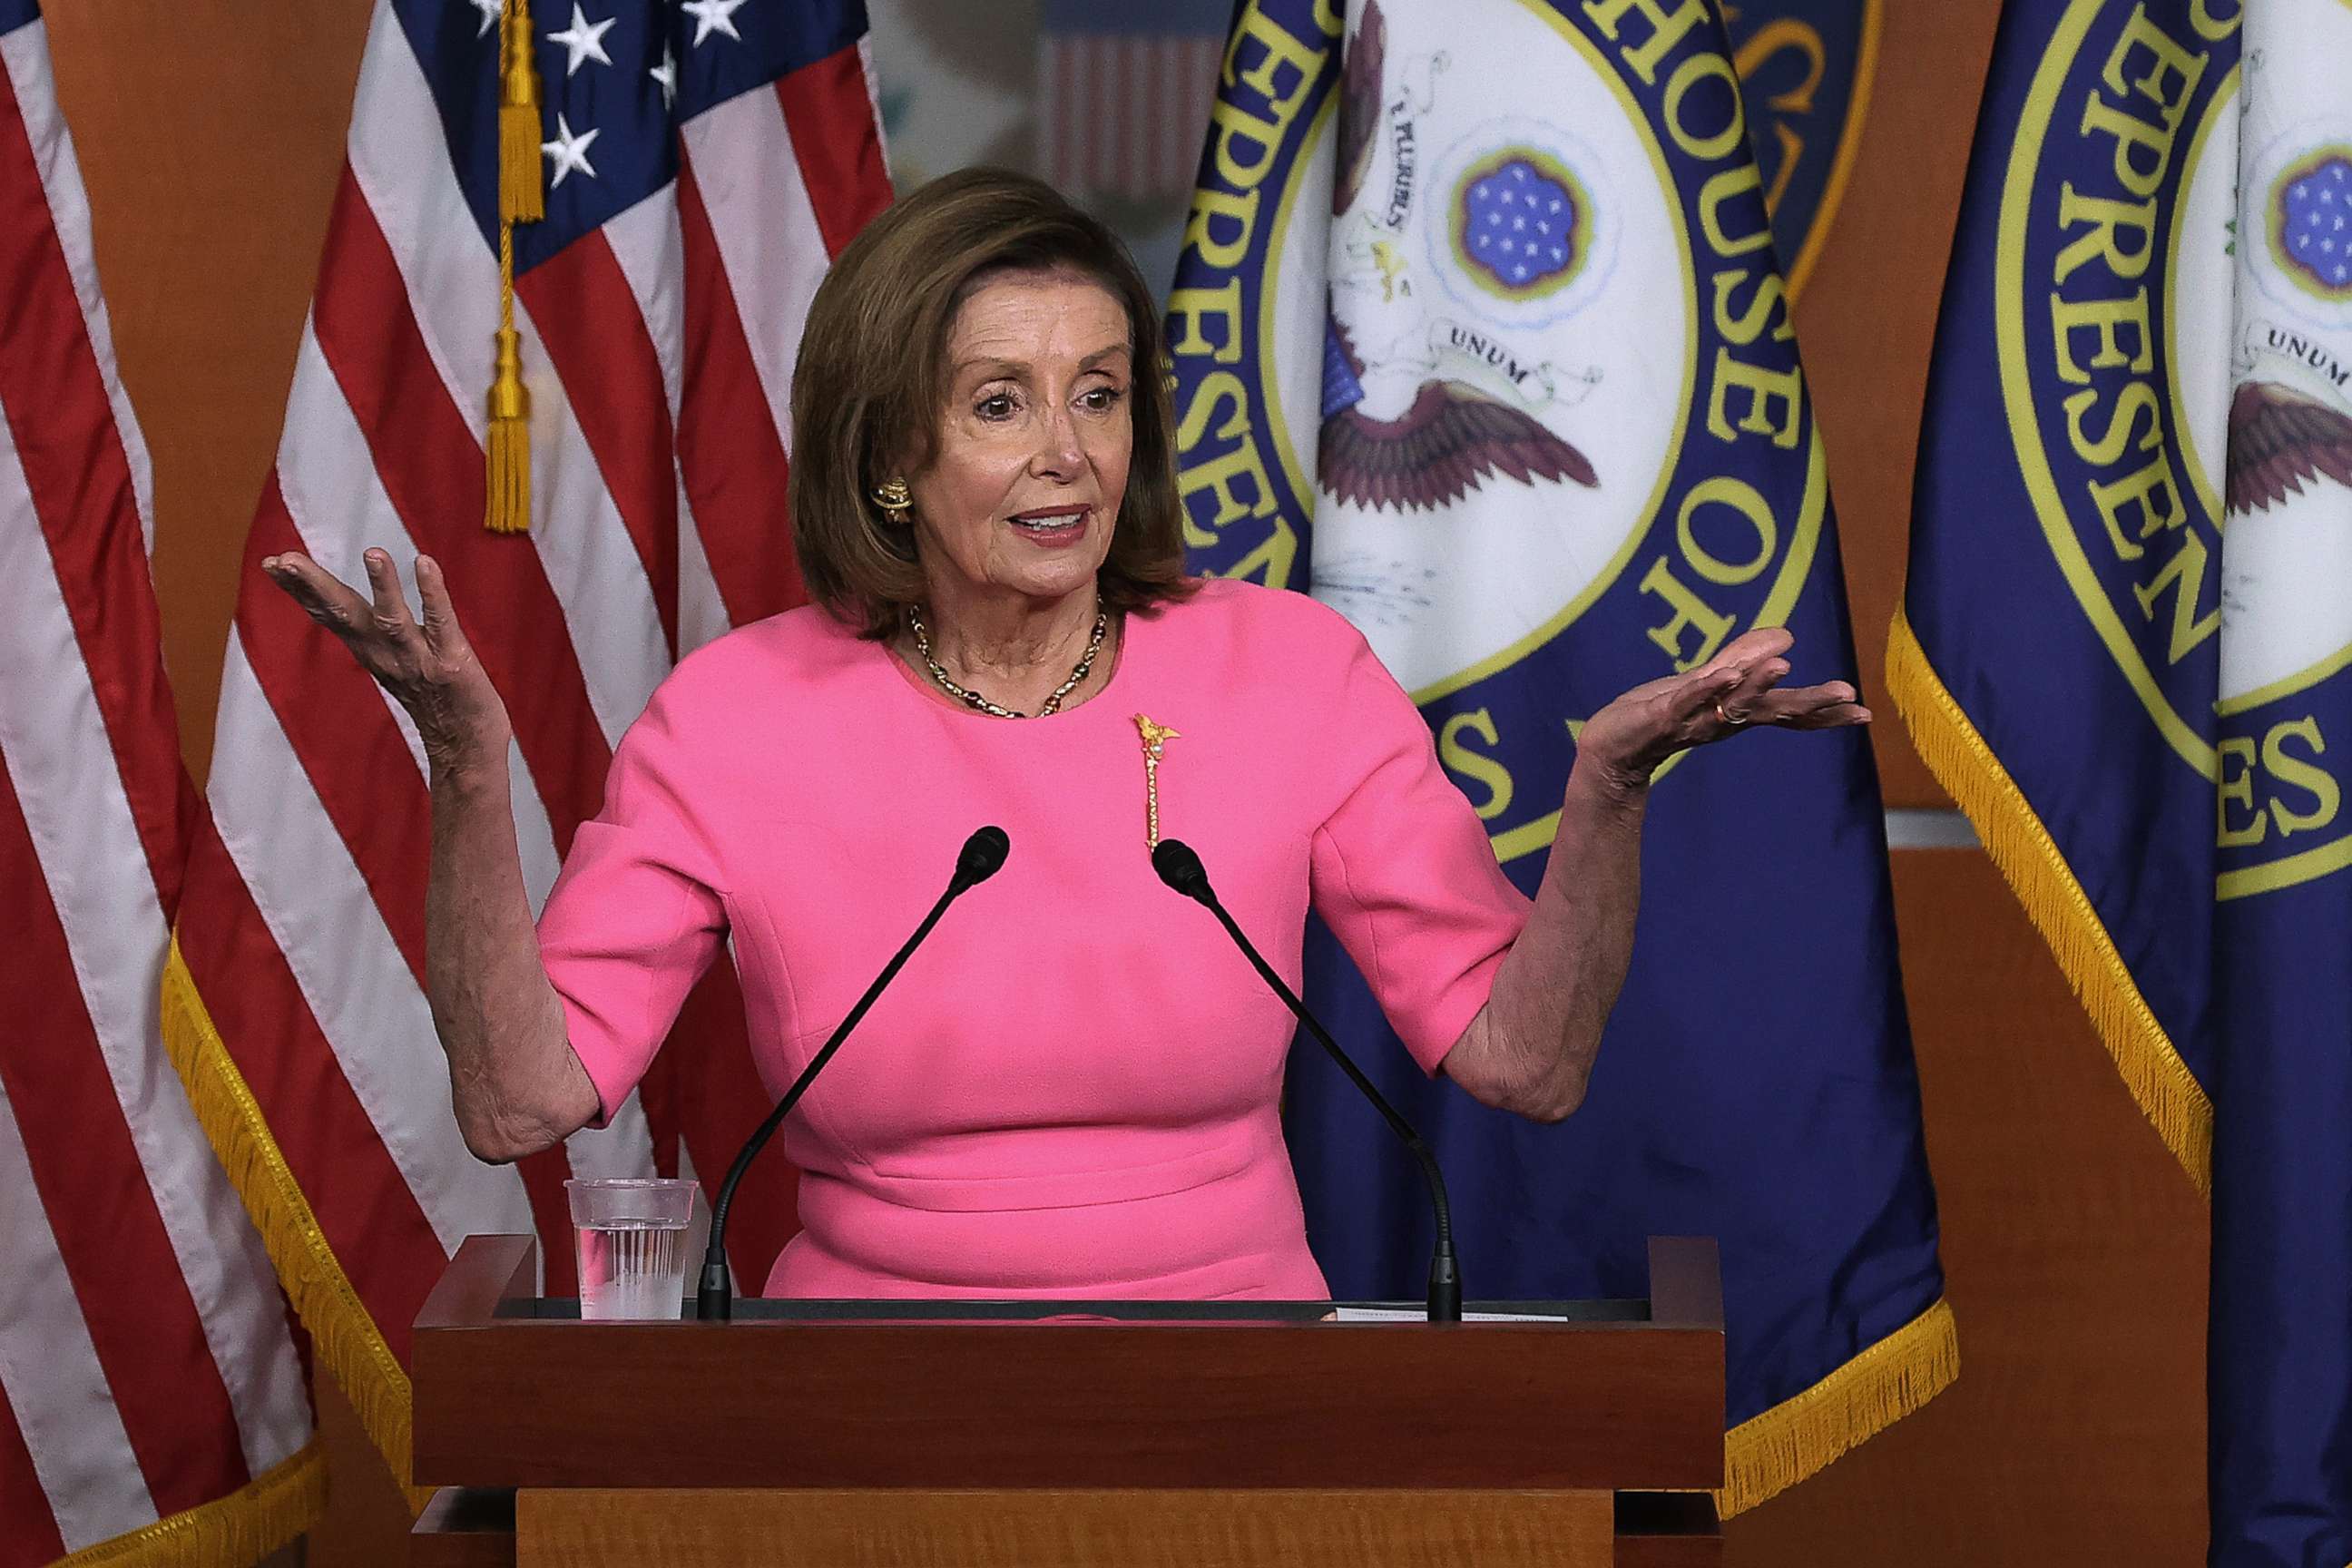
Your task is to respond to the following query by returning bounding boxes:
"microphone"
[1151,838,1464,1322]
[694,826,1010,1319]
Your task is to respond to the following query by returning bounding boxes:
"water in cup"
[577,1220,689,1319]
[565,1178,695,1320]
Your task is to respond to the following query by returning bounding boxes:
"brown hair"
[788,167,1195,637]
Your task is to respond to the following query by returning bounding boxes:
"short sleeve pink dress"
[536,578,1531,1299]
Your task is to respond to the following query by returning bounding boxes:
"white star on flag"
[467,0,502,37]
[541,111,599,187]
[650,42,679,107]
[547,3,616,74]
[683,0,748,45]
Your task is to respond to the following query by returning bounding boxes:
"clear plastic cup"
[565,1178,696,1320]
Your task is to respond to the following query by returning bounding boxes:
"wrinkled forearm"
[1443,758,1646,1122]
[425,743,599,1161]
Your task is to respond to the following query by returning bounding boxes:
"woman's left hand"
[1573,626,1870,793]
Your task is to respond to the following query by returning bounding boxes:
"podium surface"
[410,1233,1724,1565]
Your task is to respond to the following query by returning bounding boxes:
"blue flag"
[1168,0,1948,1514]
[1894,0,2352,1557]
[1720,0,1881,297]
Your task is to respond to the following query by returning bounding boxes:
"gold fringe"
[159,935,435,1517]
[497,0,544,224]
[1719,1297,1960,1516]
[1885,611,2213,1192]
[54,1446,325,1567]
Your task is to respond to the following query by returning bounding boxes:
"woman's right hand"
[260,548,512,772]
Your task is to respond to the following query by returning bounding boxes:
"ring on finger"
[1715,701,1748,727]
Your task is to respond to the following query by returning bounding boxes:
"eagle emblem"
[1318,0,1599,515]
[2226,379,2352,514]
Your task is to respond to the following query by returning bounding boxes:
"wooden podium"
[408,1233,1725,1566]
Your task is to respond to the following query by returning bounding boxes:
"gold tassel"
[498,0,544,224]
[486,0,542,532]
[485,222,533,534]
[485,327,532,534]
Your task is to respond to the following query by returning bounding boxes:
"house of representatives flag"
[0,0,320,1558]
[1719,0,1879,298]
[1169,0,1948,1513]
[1892,0,2351,1556]
[161,0,887,1494]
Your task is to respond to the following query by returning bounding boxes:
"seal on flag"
[1169,0,1827,846]
[1170,0,1947,1520]
[1315,5,1602,523]
[1995,0,2352,899]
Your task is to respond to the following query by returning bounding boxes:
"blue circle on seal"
[1454,149,1589,300]
[2271,147,2352,301]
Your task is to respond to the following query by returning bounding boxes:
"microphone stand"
[1153,840,1463,1321]
[695,828,1008,1320]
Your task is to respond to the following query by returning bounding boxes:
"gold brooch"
[1132,714,1180,848]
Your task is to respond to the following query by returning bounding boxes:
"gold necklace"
[906,604,1110,719]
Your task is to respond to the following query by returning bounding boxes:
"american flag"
[1036,0,1228,200]
[0,0,319,1558]
[163,0,887,1491]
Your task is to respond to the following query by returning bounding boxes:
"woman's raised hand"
[260,548,512,770]
[1574,626,1870,792]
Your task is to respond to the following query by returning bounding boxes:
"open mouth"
[1008,505,1088,537]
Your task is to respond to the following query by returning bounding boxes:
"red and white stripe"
[1039,33,1225,197]
[0,12,313,1560]
[175,0,887,1486]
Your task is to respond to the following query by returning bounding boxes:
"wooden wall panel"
[307,1376,416,1568]
[41,0,374,780]
[1729,850,2207,1567]
[1793,0,2005,808]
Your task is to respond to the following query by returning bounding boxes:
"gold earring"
[871,477,912,524]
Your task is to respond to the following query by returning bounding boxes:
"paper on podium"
[1328,1307,1569,1323]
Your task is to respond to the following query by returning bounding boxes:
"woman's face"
[905,269,1134,612]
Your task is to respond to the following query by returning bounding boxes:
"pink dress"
[537,578,1531,1299]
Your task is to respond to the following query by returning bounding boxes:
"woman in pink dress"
[258,169,1867,1301]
